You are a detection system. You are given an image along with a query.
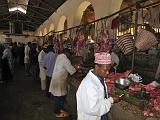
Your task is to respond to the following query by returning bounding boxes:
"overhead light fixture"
[9,6,27,14]
[86,35,95,45]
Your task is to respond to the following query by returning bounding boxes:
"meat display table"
[66,76,160,120]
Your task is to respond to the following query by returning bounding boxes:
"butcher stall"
[66,70,160,120]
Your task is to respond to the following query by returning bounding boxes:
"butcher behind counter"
[73,57,160,120]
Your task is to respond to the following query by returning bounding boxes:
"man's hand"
[73,64,81,70]
[112,95,122,103]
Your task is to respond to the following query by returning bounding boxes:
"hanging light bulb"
[86,35,95,45]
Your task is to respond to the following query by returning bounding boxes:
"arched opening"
[49,23,55,32]
[43,28,47,36]
[113,0,136,35]
[39,31,42,36]
[80,4,95,24]
[117,0,159,35]
[48,23,54,36]
[57,16,67,31]
[57,16,68,40]
[80,4,95,39]
[75,1,92,26]
[75,3,95,41]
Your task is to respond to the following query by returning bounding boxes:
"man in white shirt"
[49,48,77,118]
[24,42,31,76]
[76,52,121,120]
[38,44,48,91]
[43,45,57,97]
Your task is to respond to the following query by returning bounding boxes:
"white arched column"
[43,28,47,36]
[57,15,67,31]
[49,23,55,32]
[39,31,43,36]
[48,23,55,35]
[36,0,125,35]
[73,1,91,26]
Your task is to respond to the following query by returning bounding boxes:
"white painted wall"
[35,0,124,36]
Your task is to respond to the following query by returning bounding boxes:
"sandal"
[60,109,70,114]
[55,112,69,118]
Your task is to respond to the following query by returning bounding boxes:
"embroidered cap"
[94,52,112,64]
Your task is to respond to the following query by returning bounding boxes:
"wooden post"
[131,2,140,72]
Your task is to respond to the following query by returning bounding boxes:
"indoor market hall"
[0,0,160,120]
[0,65,72,120]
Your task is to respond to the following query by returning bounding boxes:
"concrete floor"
[0,66,73,120]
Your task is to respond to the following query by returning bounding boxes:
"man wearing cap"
[76,52,121,120]
[38,44,48,91]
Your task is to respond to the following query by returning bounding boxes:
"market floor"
[0,65,73,120]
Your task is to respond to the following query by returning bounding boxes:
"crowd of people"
[11,41,121,119]
[24,42,79,117]
[1,41,159,120]
[0,41,131,119]
[0,42,25,83]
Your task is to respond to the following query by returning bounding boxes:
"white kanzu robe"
[76,70,113,120]
[49,54,76,96]
[24,45,30,64]
[38,50,46,90]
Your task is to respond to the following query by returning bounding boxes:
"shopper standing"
[24,42,31,76]
[38,44,48,90]
[49,48,77,117]
[43,45,57,97]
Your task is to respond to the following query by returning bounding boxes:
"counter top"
[68,75,160,120]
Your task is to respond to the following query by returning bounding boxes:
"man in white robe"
[76,52,121,120]
[24,42,31,75]
[38,44,48,90]
[49,48,77,117]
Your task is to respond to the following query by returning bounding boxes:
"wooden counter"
[66,76,160,120]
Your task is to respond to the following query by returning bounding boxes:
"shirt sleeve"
[25,46,30,57]
[2,49,8,59]
[38,52,41,63]
[38,52,44,65]
[63,55,76,75]
[43,55,47,67]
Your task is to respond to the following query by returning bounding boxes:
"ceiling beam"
[0,12,10,16]
[25,15,45,21]
[0,3,8,7]
[17,13,40,26]
[25,14,42,24]
[1,18,39,27]
[24,24,37,28]
[21,7,46,24]
[50,0,66,6]
[4,11,17,19]
[17,3,54,12]
[35,0,57,10]
[2,1,54,12]
[26,6,48,19]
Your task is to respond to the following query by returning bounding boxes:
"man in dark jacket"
[29,43,38,81]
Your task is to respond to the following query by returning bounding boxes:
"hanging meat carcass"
[73,33,85,56]
[95,28,112,53]
[53,37,61,54]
